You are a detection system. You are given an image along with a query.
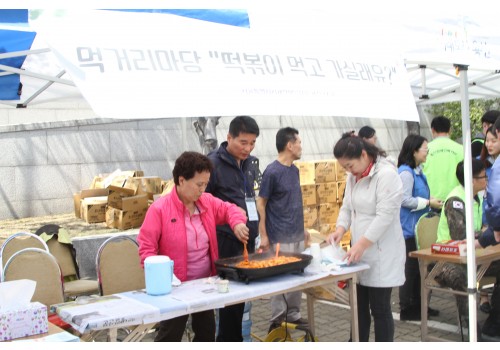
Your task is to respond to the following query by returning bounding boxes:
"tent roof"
[406,58,500,105]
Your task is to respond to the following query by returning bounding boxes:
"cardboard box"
[0,302,48,341]
[161,179,175,196]
[340,231,351,249]
[80,196,108,223]
[336,181,346,203]
[106,185,148,229]
[318,223,334,235]
[105,206,148,230]
[316,182,337,204]
[124,176,163,195]
[308,285,336,302]
[107,186,148,210]
[73,188,109,219]
[300,184,317,207]
[315,160,337,183]
[303,205,318,229]
[73,193,81,218]
[335,160,347,181]
[89,175,108,189]
[102,170,145,189]
[295,161,316,185]
[318,203,340,225]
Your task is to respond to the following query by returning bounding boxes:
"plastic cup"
[217,279,229,293]
[310,243,321,266]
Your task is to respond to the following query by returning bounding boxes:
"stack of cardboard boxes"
[295,159,350,249]
[73,170,165,230]
[295,159,349,302]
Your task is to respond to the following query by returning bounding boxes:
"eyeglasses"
[474,175,487,179]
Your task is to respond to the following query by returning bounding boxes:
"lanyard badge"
[245,197,258,221]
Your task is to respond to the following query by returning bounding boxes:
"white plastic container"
[310,243,321,267]
[217,279,229,293]
[144,255,173,296]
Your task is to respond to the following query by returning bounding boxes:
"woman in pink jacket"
[138,151,249,342]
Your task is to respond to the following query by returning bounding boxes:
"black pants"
[357,284,394,342]
[216,234,255,342]
[155,310,215,342]
[399,237,420,310]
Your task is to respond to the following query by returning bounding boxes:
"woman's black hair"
[358,126,376,139]
[397,134,427,168]
[333,132,386,160]
[480,125,496,168]
[173,151,213,185]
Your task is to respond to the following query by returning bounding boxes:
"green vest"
[422,137,464,201]
[436,185,483,243]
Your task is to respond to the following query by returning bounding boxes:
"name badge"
[245,197,259,221]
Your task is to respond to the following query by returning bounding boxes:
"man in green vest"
[434,159,494,321]
[436,159,487,243]
[422,116,464,207]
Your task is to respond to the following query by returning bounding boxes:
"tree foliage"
[425,98,500,140]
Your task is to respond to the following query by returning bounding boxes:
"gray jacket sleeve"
[336,176,353,231]
[400,170,419,209]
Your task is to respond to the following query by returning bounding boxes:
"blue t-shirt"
[259,160,304,244]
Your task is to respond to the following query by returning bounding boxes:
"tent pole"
[419,65,428,99]
[457,64,478,342]
[20,70,67,107]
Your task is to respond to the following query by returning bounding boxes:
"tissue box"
[0,302,48,341]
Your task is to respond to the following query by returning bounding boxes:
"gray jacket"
[336,156,405,287]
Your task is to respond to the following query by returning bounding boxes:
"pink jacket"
[137,186,247,282]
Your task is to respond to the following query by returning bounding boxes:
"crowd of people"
[134,111,500,342]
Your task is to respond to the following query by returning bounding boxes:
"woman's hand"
[344,237,372,265]
[429,197,443,209]
[233,223,249,244]
[327,227,345,246]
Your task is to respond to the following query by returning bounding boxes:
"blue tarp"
[114,9,250,28]
[0,10,35,101]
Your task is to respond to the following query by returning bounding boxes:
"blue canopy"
[114,9,250,28]
[0,10,36,100]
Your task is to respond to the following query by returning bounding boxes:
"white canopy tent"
[401,14,500,339]
[411,61,480,340]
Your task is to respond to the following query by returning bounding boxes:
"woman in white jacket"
[328,133,405,342]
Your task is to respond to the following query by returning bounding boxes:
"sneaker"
[428,307,440,317]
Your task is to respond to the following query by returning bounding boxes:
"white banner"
[34,10,419,121]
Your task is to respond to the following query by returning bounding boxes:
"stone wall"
[0,104,431,220]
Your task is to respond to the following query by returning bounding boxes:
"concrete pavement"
[248,287,471,342]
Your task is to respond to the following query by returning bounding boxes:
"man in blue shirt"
[257,127,308,333]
